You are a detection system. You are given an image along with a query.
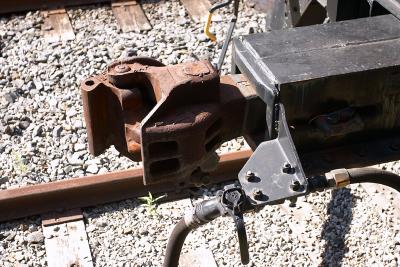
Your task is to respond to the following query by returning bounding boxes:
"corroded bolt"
[282,162,292,174]
[252,188,263,200]
[245,171,255,181]
[290,181,301,191]
[115,64,131,73]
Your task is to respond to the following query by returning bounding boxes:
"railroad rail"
[0,149,251,223]
[0,0,214,42]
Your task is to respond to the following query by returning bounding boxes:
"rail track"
[0,149,250,266]
[0,0,213,42]
[0,149,251,223]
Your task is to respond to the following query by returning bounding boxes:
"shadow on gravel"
[321,188,353,267]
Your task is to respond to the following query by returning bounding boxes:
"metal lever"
[204,0,233,41]
[203,0,240,71]
[232,213,249,264]
[221,187,250,264]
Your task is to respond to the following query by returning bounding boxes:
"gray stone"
[50,159,60,169]
[14,251,24,261]
[123,227,132,234]
[4,125,14,135]
[35,56,48,63]
[33,79,43,90]
[5,232,16,241]
[95,221,108,228]
[74,143,86,151]
[26,231,44,244]
[66,108,78,118]
[13,79,24,88]
[67,151,86,165]
[52,126,63,138]
[0,177,9,185]
[86,164,99,174]
[3,92,17,103]
[32,125,43,137]
[18,120,30,130]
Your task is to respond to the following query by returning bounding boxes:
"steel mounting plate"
[238,104,308,205]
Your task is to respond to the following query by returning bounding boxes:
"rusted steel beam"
[0,150,252,223]
[0,0,109,15]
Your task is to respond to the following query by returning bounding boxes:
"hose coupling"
[325,168,350,188]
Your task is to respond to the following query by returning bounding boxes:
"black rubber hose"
[163,218,191,267]
[348,168,400,192]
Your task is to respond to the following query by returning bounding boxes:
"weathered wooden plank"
[42,210,93,267]
[112,1,151,33]
[180,247,218,267]
[42,208,83,226]
[42,9,75,43]
[279,201,321,265]
[180,0,211,22]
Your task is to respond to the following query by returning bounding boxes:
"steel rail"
[0,0,110,15]
[1,133,399,223]
[0,150,252,223]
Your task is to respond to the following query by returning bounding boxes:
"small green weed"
[138,192,166,216]
[11,151,29,174]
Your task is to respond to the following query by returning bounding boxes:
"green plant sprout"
[138,192,166,216]
[11,151,29,174]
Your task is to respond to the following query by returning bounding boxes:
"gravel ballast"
[1,1,400,266]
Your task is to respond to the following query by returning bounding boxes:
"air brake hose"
[163,197,224,267]
[163,218,192,267]
[309,167,400,193]
[163,187,249,267]
[347,167,400,192]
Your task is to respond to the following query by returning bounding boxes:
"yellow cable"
[204,12,217,42]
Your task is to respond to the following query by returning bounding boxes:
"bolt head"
[290,181,301,191]
[282,162,293,174]
[245,171,255,181]
[244,171,256,182]
[115,64,131,73]
[252,188,263,200]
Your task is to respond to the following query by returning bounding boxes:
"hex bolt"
[252,188,263,200]
[115,64,131,73]
[282,163,292,174]
[290,181,301,191]
[245,171,255,181]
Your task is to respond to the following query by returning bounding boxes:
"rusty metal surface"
[41,208,83,226]
[0,0,109,15]
[0,150,251,223]
[81,58,257,184]
[2,135,400,223]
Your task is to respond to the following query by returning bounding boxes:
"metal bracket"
[238,104,308,205]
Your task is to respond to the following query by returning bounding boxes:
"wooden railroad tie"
[41,8,75,43]
[112,0,152,33]
[180,0,211,22]
[42,209,94,267]
[3,0,214,41]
